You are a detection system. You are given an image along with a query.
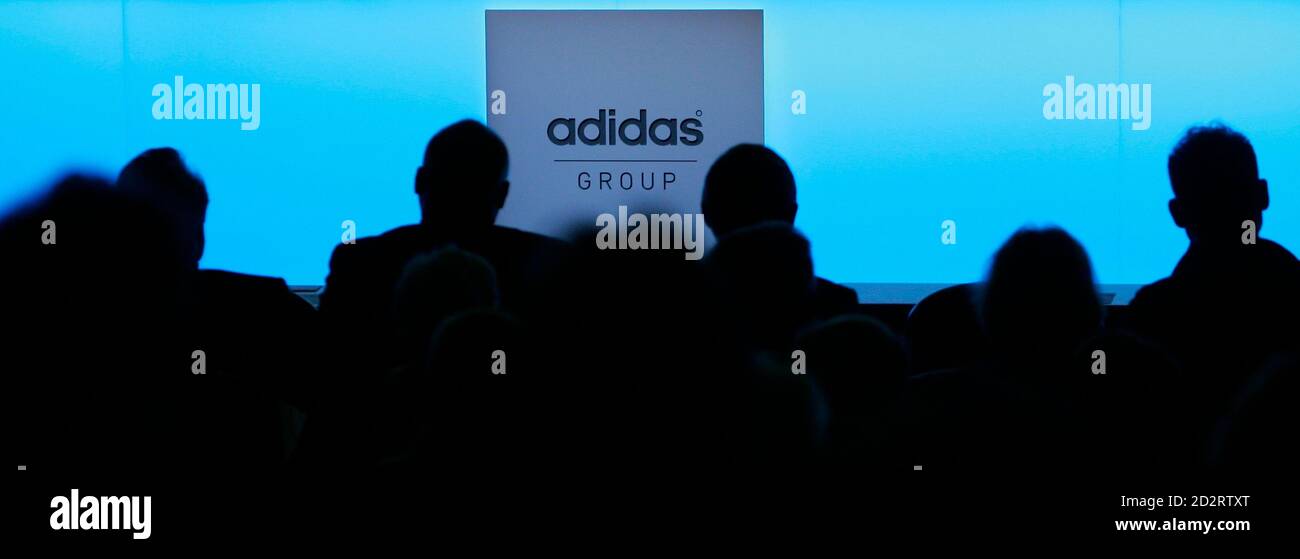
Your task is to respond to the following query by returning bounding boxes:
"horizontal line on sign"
[554,159,698,163]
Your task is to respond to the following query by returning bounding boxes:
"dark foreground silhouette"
[4,122,1293,543]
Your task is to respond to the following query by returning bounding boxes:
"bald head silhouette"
[701,144,798,238]
[415,120,510,232]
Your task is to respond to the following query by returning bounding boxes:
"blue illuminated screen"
[2,1,1298,288]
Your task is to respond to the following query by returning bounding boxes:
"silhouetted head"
[701,144,798,238]
[415,120,510,232]
[408,309,533,465]
[706,221,816,350]
[981,227,1101,370]
[797,315,906,417]
[392,246,499,364]
[2,175,190,473]
[117,147,208,268]
[0,174,187,371]
[1167,124,1268,244]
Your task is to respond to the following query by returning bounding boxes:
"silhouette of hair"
[416,120,509,229]
[981,227,1101,368]
[1169,124,1259,201]
[118,147,208,222]
[1167,124,1267,239]
[117,147,208,265]
[701,144,797,238]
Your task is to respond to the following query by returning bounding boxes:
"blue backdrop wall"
[3,1,1298,287]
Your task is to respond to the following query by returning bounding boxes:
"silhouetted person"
[117,147,319,466]
[118,148,207,268]
[3,176,189,478]
[391,247,499,368]
[0,176,282,541]
[319,120,568,377]
[981,227,1102,375]
[706,221,818,352]
[404,309,534,468]
[339,248,502,465]
[900,227,1100,475]
[796,315,906,467]
[699,223,833,462]
[521,221,828,473]
[702,144,857,318]
[1128,124,1300,429]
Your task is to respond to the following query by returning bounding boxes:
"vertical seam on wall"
[1117,0,1124,144]
[121,0,130,153]
[1117,0,1126,280]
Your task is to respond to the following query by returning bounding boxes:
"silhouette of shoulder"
[327,224,566,268]
[198,269,301,301]
[813,276,858,318]
[1129,238,1300,422]
[195,269,315,330]
[1131,239,1300,312]
[191,269,317,383]
[322,223,569,318]
[321,224,440,314]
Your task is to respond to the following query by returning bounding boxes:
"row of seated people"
[4,122,1294,525]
